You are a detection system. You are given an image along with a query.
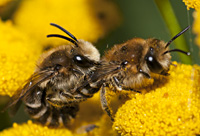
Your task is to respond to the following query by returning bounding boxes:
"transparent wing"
[76,61,121,91]
[2,69,56,113]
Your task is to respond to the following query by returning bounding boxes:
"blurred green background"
[97,0,198,64]
[0,0,199,131]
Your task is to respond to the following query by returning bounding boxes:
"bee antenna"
[47,34,78,47]
[50,23,78,42]
[165,25,190,48]
[163,49,190,56]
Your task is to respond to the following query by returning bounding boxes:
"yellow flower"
[0,120,73,136]
[193,11,200,47]
[0,20,42,97]
[13,0,121,47]
[113,62,200,136]
[182,0,200,10]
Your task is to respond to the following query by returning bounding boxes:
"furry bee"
[5,23,100,127]
[76,26,191,121]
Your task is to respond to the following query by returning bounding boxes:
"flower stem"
[154,0,192,64]
[0,96,12,130]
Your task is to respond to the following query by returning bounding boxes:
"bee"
[76,26,191,121]
[5,23,100,128]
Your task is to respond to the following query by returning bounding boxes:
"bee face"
[38,39,100,76]
[6,23,100,128]
[144,38,171,75]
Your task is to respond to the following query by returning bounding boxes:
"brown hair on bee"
[5,23,100,128]
[77,26,190,121]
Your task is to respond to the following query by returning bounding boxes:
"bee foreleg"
[112,76,123,91]
[100,84,114,121]
[46,90,76,107]
[60,91,74,99]
[120,87,141,93]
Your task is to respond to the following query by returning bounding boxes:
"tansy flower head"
[0,20,42,97]
[182,0,200,10]
[113,62,200,136]
[0,120,73,136]
[13,0,121,47]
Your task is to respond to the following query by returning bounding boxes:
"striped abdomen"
[23,87,79,128]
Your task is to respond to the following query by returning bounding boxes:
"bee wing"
[3,69,56,114]
[76,62,121,91]
[91,62,120,82]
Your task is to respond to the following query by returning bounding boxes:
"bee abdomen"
[44,105,79,127]
[25,105,47,119]
[25,102,79,128]
[24,88,79,127]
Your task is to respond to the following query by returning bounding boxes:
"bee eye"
[145,48,163,74]
[74,55,83,62]
[146,55,163,74]
[73,55,93,68]
[147,56,153,63]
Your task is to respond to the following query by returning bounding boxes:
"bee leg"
[61,91,89,102]
[78,88,95,98]
[46,90,76,106]
[121,87,141,93]
[100,84,114,121]
[60,91,74,99]
[112,76,122,91]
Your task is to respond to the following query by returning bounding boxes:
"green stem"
[154,0,192,64]
[0,96,12,130]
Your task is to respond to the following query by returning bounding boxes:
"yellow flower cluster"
[182,0,200,10]
[0,0,122,135]
[0,20,42,97]
[1,62,200,135]
[113,62,200,136]
[0,120,73,136]
[13,0,121,47]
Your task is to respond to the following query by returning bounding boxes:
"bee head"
[145,39,171,75]
[145,26,190,75]
[39,23,100,74]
